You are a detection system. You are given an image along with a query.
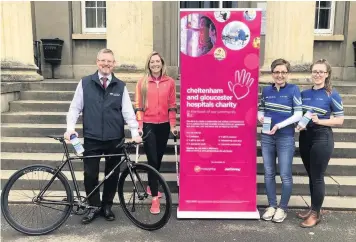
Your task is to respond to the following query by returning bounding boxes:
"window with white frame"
[82,1,106,33]
[314,1,335,35]
[180,1,238,8]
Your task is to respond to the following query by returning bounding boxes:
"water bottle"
[298,110,313,129]
[262,117,272,134]
[70,134,84,154]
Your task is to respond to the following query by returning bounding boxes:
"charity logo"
[193,166,216,173]
[224,168,241,172]
[109,93,121,96]
[228,69,254,100]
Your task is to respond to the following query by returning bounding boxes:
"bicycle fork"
[126,163,148,212]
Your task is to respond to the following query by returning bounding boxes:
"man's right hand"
[64,130,78,141]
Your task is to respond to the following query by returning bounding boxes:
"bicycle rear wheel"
[118,163,172,230]
[1,165,73,235]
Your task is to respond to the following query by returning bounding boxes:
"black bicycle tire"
[1,164,73,235]
[118,163,172,231]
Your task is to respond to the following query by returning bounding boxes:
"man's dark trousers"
[83,137,122,207]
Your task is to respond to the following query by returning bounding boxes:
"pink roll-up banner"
[177,9,261,219]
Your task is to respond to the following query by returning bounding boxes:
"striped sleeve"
[258,88,265,113]
[330,89,344,117]
[292,85,302,112]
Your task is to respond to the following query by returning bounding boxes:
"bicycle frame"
[36,139,145,208]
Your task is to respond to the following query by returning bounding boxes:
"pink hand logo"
[228,69,254,100]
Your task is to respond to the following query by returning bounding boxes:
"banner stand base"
[177,208,260,219]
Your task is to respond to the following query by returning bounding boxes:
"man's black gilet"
[82,71,126,141]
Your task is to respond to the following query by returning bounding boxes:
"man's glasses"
[98,59,114,64]
[272,71,288,76]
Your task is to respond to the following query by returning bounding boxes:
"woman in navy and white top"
[258,59,303,223]
[297,59,344,228]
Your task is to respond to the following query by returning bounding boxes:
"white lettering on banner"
[215,102,237,108]
[200,168,216,171]
[186,102,214,108]
[187,88,224,94]
[186,120,244,128]
[186,87,237,109]
[200,95,233,101]
[225,168,241,172]
[186,102,237,108]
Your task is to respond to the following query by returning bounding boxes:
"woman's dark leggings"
[299,126,334,214]
[143,122,170,197]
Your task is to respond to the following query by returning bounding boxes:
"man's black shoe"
[82,207,101,224]
[101,205,115,221]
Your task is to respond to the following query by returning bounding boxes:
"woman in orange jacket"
[135,51,178,214]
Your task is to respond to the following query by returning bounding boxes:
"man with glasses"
[64,48,142,224]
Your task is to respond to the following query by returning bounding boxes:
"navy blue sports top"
[259,83,302,135]
[301,87,344,128]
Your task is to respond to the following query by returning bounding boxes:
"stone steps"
[22,81,138,92]
[20,90,139,101]
[3,190,355,209]
[7,100,179,113]
[2,152,356,176]
[2,112,356,129]
[7,100,356,115]
[2,124,356,142]
[18,90,356,105]
[21,80,356,94]
[2,137,356,158]
[1,169,355,196]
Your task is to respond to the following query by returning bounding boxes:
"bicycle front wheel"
[1,165,73,235]
[118,163,172,231]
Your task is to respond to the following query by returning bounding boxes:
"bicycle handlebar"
[115,139,142,149]
[46,131,151,151]
[116,129,151,149]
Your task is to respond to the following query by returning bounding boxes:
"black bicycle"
[1,135,172,235]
